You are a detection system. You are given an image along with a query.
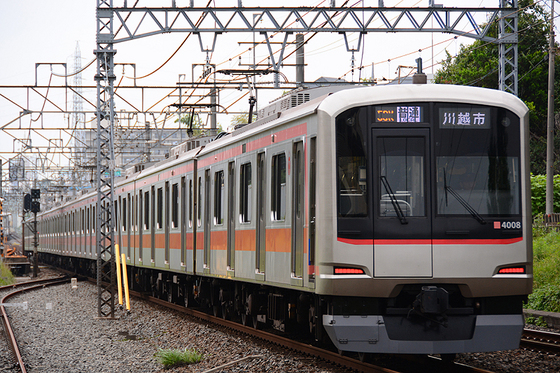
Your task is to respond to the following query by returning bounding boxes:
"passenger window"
[157,187,163,229]
[133,195,137,231]
[144,191,150,229]
[378,136,425,217]
[336,108,368,217]
[189,179,193,228]
[271,153,286,221]
[197,177,202,227]
[214,171,224,225]
[113,202,118,232]
[122,198,127,231]
[172,183,179,228]
[239,163,252,223]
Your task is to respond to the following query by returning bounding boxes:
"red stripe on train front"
[337,237,523,245]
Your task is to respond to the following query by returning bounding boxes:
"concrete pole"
[296,34,305,87]
[546,0,555,215]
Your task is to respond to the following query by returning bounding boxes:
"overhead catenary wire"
[337,0,550,81]
[9,1,543,171]
[43,1,514,121]
[123,0,214,81]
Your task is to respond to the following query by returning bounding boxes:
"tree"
[175,112,223,136]
[434,0,560,174]
[230,113,256,127]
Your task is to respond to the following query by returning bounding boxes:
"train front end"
[315,85,532,354]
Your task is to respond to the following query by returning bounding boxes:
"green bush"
[526,286,560,313]
[155,348,203,368]
[0,261,15,286]
[530,174,560,216]
[525,315,548,327]
[525,230,560,312]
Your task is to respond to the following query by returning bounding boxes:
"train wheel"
[221,304,228,320]
[183,282,195,308]
[241,312,248,326]
[252,315,259,329]
[212,305,221,318]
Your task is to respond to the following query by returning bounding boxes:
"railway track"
[128,287,495,373]
[0,276,69,373]
[133,289,396,373]
[8,267,496,372]
[521,328,560,355]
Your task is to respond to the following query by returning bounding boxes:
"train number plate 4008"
[494,221,522,230]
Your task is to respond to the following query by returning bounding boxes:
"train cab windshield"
[335,102,522,240]
[434,104,521,218]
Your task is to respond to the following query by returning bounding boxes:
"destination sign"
[439,107,491,129]
[375,106,423,123]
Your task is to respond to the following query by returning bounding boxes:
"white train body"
[35,84,532,355]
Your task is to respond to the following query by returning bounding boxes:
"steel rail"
[50,268,494,372]
[131,290,398,373]
[0,277,69,373]
[0,276,67,291]
[521,328,560,355]
[127,288,496,373]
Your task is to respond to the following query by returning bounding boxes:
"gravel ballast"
[3,276,560,373]
[5,280,345,373]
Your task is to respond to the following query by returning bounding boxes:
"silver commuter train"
[35,84,532,355]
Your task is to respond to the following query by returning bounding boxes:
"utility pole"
[96,0,117,319]
[546,0,556,215]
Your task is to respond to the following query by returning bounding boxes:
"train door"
[291,141,304,279]
[151,186,156,263]
[204,169,211,268]
[165,181,170,263]
[227,161,235,270]
[132,193,136,260]
[308,137,316,282]
[256,152,266,274]
[139,190,143,263]
[181,176,187,267]
[127,193,131,260]
[372,128,432,277]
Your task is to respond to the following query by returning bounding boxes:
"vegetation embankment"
[526,229,560,314]
[0,261,15,286]
[526,174,560,315]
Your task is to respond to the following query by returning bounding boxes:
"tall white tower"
[72,42,87,188]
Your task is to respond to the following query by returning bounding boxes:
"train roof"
[318,84,529,119]
[40,84,528,217]
[196,92,329,159]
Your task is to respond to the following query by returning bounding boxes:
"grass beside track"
[155,348,204,368]
[0,261,15,286]
[526,229,560,315]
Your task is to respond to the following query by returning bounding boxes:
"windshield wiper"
[443,170,486,225]
[380,176,408,225]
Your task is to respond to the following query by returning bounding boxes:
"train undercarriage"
[39,251,526,356]
[38,252,328,343]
